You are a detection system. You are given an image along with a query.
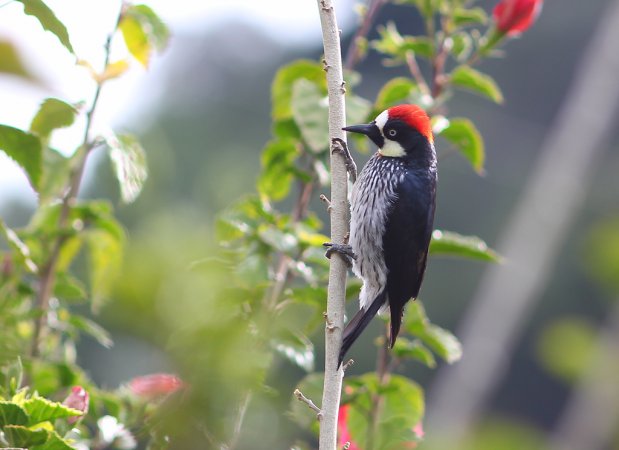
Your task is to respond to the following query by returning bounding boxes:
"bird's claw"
[323,242,356,268]
[331,138,357,183]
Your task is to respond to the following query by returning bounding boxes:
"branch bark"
[316,0,349,448]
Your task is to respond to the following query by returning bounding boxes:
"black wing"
[382,170,436,347]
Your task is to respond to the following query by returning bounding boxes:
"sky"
[0,0,355,205]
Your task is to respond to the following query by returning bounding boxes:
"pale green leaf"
[430,229,500,262]
[450,65,503,103]
[0,124,42,190]
[120,14,149,66]
[0,39,39,82]
[452,7,487,27]
[22,394,83,424]
[272,60,325,121]
[16,0,74,53]
[30,98,78,139]
[272,330,314,372]
[375,77,417,111]
[107,133,148,204]
[257,139,299,201]
[291,78,328,153]
[392,337,437,368]
[0,220,38,273]
[86,229,123,311]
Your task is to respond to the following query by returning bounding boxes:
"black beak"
[342,123,376,136]
[343,122,384,148]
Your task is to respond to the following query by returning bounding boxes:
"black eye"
[387,129,397,137]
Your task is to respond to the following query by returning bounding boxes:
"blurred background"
[1,0,619,448]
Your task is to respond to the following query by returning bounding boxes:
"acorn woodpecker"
[337,104,437,366]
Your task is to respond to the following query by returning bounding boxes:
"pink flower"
[493,0,543,36]
[128,373,184,399]
[63,386,89,424]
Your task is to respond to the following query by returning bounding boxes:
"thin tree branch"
[30,10,122,358]
[294,389,323,416]
[344,0,387,71]
[316,0,349,448]
[405,52,430,96]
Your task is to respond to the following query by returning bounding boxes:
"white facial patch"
[374,110,406,157]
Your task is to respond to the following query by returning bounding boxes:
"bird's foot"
[323,242,357,268]
[331,138,357,183]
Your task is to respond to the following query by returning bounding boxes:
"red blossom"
[128,373,184,399]
[493,0,543,36]
[63,385,89,424]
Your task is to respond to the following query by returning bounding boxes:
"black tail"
[338,290,387,367]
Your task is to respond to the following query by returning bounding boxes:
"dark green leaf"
[16,0,74,53]
[430,229,500,262]
[107,133,148,203]
[272,330,314,372]
[22,394,83,424]
[3,424,48,447]
[0,124,42,190]
[450,65,503,103]
[257,139,299,201]
[452,7,487,27]
[0,39,39,82]
[30,98,78,140]
[375,77,417,111]
[438,117,485,173]
[272,60,325,121]
[0,402,28,426]
[291,79,328,153]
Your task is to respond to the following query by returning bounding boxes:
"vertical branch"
[316,0,349,448]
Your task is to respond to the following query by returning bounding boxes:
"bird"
[336,104,437,366]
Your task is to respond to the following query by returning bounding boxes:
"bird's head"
[343,104,433,158]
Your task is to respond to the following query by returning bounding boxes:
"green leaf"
[53,274,87,302]
[32,430,77,450]
[0,124,43,190]
[257,225,298,253]
[537,317,597,383]
[272,60,325,121]
[119,4,169,67]
[346,94,372,128]
[68,314,113,348]
[291,79,329,153]
[0,39,39,82]
[452,7,487,27]
[86,229,123,311]
[16,0,74,53]
[39,148,72,204]
[107,133,148,204]
[21,394,83,424]
[30,98,78,140]
[450,65,503,103]
[372,22,434,61]
[375,77,417,111]
[450,32,473,61]
[347,374,424,449]
[419,324,463,364]
[584,217,619,295]
[0,220,38,273]
[257,139,299,201]
[439,117,485,173]
[3,424,48,447]
[430,229,500,262]
[272,330,314,372]
[392,337,437,368]
[0,401,28,427]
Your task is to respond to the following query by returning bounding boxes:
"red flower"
[63,386,89,424]
[128,373,184,399]
[493,0,543,36]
